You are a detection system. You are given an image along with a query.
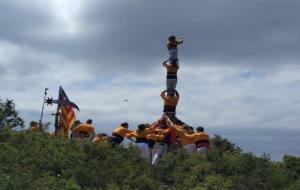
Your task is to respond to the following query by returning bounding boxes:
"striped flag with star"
[55,86,78,133]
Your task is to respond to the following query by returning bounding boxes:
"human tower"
[44,35,210,165]
[160,35,184,124]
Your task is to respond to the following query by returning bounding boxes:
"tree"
[211,135,241,153]
[0,99,24,130]
[283,155,300,181]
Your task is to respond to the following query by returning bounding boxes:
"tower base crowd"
[30,116,210,165]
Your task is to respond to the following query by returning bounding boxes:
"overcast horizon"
[1,0,300,161]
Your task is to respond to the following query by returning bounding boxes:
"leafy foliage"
[0,130,299,190]
[0,99,24,130]
[0,99,299,189]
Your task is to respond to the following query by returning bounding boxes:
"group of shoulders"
[28,118,209,147]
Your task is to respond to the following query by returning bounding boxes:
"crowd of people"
[56,115,210,165]
[29,116,210,165]
[29,35,210,164]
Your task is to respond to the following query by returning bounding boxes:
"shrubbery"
[0,98,299,189]
[0,130,299,190]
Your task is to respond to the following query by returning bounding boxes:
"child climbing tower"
[165,35,184,65]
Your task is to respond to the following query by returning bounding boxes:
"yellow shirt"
[186,132,209,143]
[30,126,41,132]
[146,133,165,141]
[74,123,95,133]
[126,128,155,138]
[162,95,179,107]
[146,127,173,142]
[93,136,108,143]
[113,126,132,137]
[175,127,195,146]
[164,64,179,73]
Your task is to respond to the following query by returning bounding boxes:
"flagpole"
[39,88,48,128]
[54,86,61,134]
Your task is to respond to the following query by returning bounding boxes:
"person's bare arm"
[161,90,167,99]
[150,120,159,127]
[165,115,174,127]
[146,133,166,141]
[126,131,136,138]
[174,90,180,98]
[177,37,183,44]
[123,127,133,134]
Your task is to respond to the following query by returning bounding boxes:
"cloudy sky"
[1,0,300,160]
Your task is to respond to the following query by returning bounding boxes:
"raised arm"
[146,132,166,141]
[165,115,174,128]
[150,119,162,129]
[184,133,196,138]
[174,90,180,98]
[177,37,183,44]
[126,131,137,138]
[122,127,133,134]
[160,90,167,99]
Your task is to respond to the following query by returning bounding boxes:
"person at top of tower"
[163,61,179,91]
[165,35,183,65]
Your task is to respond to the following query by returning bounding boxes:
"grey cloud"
[1,0,300,76]
[79,0,300,65]
[0,1,53,42]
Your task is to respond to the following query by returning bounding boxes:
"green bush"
[0,99,299,189]
[0,99,24,130]
[0,130,299,190]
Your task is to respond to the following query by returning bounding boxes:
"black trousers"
[164,112,185,125]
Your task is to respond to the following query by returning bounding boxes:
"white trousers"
[152,143,168,165]
[135,143,150,161]
[197,147,208,153]
[166,79,177,90]
[169,49,178,59]
[184,144,196,153]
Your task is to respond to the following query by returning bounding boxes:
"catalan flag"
[55,86,79,134]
